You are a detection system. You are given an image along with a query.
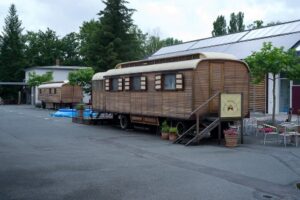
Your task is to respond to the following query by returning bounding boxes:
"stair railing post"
[196,114,199,135]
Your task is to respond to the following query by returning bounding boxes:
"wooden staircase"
[174,92,221,146]
[174,117,220,146]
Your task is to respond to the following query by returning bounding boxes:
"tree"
[27,72,53,87]
[60,32,83,66]
[228,13,237,34]
[245,42,300,124]
[247,20,264,30]
[95,0,142,72]
[236,12,245,32]
[0,4,25,82]
[79,19,103,68]
[68,68,94,95]
[24,28,61,66]
[228,12,245,34]
[212,15,227,36]
[143,35,182,57]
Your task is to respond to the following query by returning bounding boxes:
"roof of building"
[92,52,245,80]
[38,81,69,89]
[25,66,88,71]
[149,19,300,60]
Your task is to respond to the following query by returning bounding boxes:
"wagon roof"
[38,81,69,88]
[92,52,243,79]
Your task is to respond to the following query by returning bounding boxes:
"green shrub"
[169,127,178,135]
[161,120,169,132]
[75,103,85,110]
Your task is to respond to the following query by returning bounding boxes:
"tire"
[176,121,186,136]
[41,101,46,109]
[119,115,132,130]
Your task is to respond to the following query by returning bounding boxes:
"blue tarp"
[51,108,96,118]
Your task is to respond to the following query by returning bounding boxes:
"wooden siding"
[38,85,82,104]
[249,78,266,113]
[92,60,250,120]
[102,70,193,119]
[193,60,249,117]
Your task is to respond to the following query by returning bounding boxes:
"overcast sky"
[0,0,299,42]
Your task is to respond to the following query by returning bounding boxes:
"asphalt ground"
[0,105,299,200]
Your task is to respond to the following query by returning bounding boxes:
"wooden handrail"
[190,91,220,116]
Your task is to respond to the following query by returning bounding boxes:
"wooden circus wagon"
[92,52,250,145]
[38,81,83,109]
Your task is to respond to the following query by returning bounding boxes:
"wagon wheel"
[176,121,186,136]
[119,115,132,130]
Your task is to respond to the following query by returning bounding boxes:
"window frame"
[163,73,177,91]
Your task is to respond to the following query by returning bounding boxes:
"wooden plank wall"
[92,80,105,111]
[61,85,83,103]
[249,79,266,113]
[103,70,193,119]
[193,61,249,117]
[223,61,249,117]
[38,88,61,103]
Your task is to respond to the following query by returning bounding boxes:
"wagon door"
[209,62,224,113]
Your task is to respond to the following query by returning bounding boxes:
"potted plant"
[169,127,178,141]
[76,103,85,118]
[224,128,238,147]
[161,120,169,140]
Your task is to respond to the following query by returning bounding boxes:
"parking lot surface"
[0,105,299,200]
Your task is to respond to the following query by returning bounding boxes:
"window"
[111,78,118,91]
[164,74,176,90]
[293,80,300,85]
[49,88,52,94]
[54,88,57,94]
[39,89,42,94]
[131,76,141,91]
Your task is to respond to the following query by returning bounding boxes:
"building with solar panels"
[149,20,300,114]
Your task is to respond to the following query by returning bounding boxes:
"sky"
[0,0,299,42]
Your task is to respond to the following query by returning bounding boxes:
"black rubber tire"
[176,121,186,136]
[119,115,131,130]
[41,101,46,109]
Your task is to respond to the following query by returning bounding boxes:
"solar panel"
[190,32,248,49]
[152,41,198,56]
[241,21,300,41]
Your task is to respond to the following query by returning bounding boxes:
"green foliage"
[27,72,53,87]
[245,42,300,83]
[79,20,102,68]
[247,20,264,30]
[95,0,141,71]
[161,120,169,133]
[68,68,94,94]
[236,12,245,32]
[75,103,85,110]
[212,15,227,36]
[144,35,182,57]
[24,29,82,67]
[0,4,25,82]
[245,42,300,123]
[169,127,178,135]
[228,13,238,34]
[60,32,83,66]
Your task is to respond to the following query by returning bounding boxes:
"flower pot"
[224,134,238,147]
[169,133,178,141]
[161,132,169,140]
[224,129,238,147]
[77,109,84,119]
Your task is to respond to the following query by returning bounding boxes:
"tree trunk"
[272,73,276,124]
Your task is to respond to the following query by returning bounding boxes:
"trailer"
[92,52,250,145]
[38,81,83,109]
